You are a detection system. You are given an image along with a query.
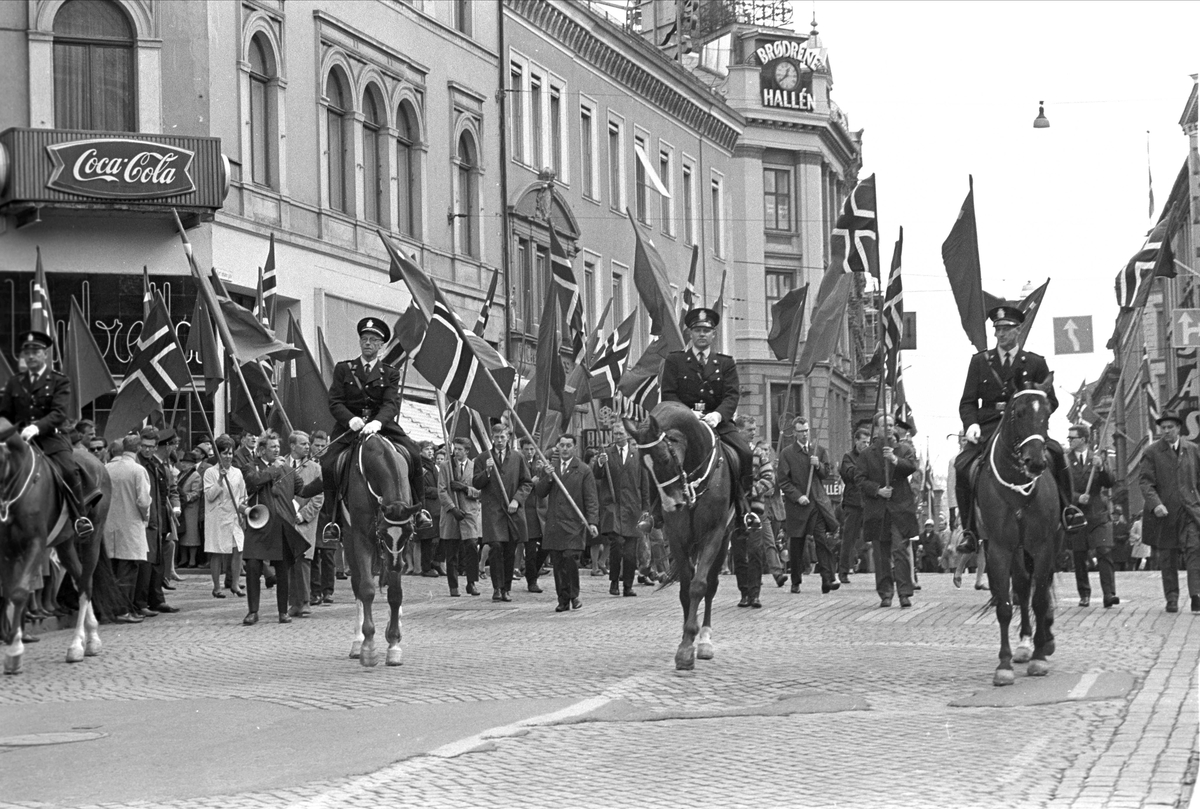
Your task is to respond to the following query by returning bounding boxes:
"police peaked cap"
[357,317,391,343]
[987,305,1025,328]
[684,307,720,330]
[19,330,53,350]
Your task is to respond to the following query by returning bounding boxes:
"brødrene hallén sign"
[45,138,196,200]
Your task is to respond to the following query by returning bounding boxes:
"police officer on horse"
[314,317,428,541]
[0,330,99,536]
[954,305,1074,547]
[660,307,756,527]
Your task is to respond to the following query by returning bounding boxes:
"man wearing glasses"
[660,307,755,528]
[310,318,427,541]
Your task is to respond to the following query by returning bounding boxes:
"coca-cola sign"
[45,138,196,200]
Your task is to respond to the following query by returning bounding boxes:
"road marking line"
[429,695,613,758]
[1067,671,1101,700]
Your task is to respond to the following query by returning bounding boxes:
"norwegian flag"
[141,265,153,320]
[677,244,699,334]
[1115,218,1169,310]
[548,226,585,362]
[103,290,192,440]
[30,248,57,361]
[261,232,278,330]
[828,174,879,280]
[613,374,658,424]
[475,267,500,337]
[589,310,637,400]
[442,402,492,457]
[881,228,904,387]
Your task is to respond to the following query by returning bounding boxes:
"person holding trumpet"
[240,430,306,625]
[203,434,247,599]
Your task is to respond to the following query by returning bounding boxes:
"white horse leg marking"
[67,594,88,663]
[1013,635,1034,664]
[696,625,714,660]
[386,605,403,666]
[83,597,102,657]
[349,600,366,659]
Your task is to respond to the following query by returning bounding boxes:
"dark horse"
[625,401,733,671]
[335,433,419,667]
[974,376,1059,686]
[0,429,110,674]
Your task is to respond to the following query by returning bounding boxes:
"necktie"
[698,351,706,366]
[1002,353,1011,374]
[497,449,504,466]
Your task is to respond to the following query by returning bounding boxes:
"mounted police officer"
[954,305,1072,547]
[660,307,756,526]
[313,317,428,541]
[0,330,99,536]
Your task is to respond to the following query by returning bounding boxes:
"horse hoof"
[1027,659,1050,677]
[1013,641,1033,665]
[3,656,20,675]
[993,669,1015,687]
[349,641,362,659]
[85,639,102,657]
[675,649,695,671]
[696,642,714,660]
[386,648,403,666]
[66,646,84,664]
[360,651,378,668]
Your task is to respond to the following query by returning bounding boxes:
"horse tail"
[88,543,135,622]
[655,558,682,591]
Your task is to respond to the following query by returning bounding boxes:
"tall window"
[580,105,595,199]
[549,87,562,175]
[583,257,597,327]
[325,70,351,214]
[53,0,135,131]
[453,0,472,35]
[607,121,622,212]
[456,132,479,258]
[248,35,276,188]
[516,236,531,331]
[612,270,625,324]
[362,89,384,224]
[682,164,695,245]
[711,176,724,257]
[396,103,418,237]
[509,64,524,164]
[765,270,796,320]
[659,149,673,234]
[530,76,543,170]
[634,135,649,223]
[763,168,792,232]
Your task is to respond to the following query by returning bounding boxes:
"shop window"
[53,0,136,131]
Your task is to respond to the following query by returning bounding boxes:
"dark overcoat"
[1139,437,1200,550]
[534,456,598,552]
[855,438,919,542]
[591,442,650,537]
[473,445,533,544]
[242,456,306,561]
[777,441,835,536]
[1067,450,1113,525]
[839,448,864,511]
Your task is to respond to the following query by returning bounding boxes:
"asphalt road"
[1,567,1197,808]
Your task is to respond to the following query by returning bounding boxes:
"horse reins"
[636,421,720,507]
[0,446,39,523]
[988,388,1047,497]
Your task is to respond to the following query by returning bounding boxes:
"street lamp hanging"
[1033,101,1049,129]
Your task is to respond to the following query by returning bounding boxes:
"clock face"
[774,60,799,90]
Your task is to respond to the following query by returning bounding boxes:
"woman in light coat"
[204,434,246,598]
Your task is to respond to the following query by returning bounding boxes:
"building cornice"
[505,0,742,153]
[742,116,858,168]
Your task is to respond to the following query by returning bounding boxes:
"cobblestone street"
[2,569,1197,809]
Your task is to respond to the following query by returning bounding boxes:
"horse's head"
[1007,373,1055,479]
[624,402,705,512]
[357,436,419,543]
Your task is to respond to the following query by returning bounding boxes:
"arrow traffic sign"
[1173,310,1200,348]
[1052,316,1093,355]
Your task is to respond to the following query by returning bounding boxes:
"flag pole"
[171,209,266,434]
[775,298,808,456]
[397,359,409,414]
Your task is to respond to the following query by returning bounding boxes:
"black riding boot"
[954,459,976,551]
[317,463,340,541]
[58,463,93,537]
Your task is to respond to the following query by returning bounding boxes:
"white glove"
[349,417,366,432]
[966,423,981,444]
[362,420,382,435]
[20,425,39,441]
[702,412,722,428]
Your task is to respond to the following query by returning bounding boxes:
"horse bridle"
[355,434,414,566]
[988,388,1047,497]
[636,420,720,507]
[0,445,38,523]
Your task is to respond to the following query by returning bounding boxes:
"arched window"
[248,34,277,188]
[325,69,351,214]
[456,131,479,258]
[53,0,135,131]
[362,87,384,224]
[396,103,419,238]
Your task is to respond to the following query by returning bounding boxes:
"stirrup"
[1062,505,1087,531]
[957,529,978,554]
[743,512,761,530]
[414,509,432,530]
[73,517,94,537]
[322,523,342,542]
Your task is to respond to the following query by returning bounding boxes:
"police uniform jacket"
[328,358,406,446]
[591,442,650,537]
[0,368,72,456]
[473,445,533,544]
[1139,437,1200,550]
[855,438,920,542]
[1067,449,1113,526]
[660,349,740,437]
[959,348,1058,440]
